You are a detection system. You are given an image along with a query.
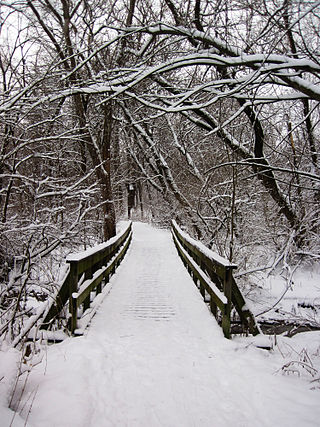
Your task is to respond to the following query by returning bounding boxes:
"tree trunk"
[101,103,116,240]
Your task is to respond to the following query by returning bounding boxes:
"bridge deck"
[19,223,319,426]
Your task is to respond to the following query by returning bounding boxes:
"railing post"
[68,261,79,334]
[210,295,217,318]
[83,294,91,311]
[96,281,102,295]
[199,259,206,297]
[222,267,232,339]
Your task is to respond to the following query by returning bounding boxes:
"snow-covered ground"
[1,222,320,426]
[251,266,320,327]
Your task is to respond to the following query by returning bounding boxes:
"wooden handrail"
[171,220,259,338]
[70,231,132,333]
[42,222,132,333]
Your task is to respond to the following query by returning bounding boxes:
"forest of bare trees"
[0,0,319,344]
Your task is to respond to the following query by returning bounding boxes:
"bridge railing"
[42,222,132,334]
[171,220,259,338]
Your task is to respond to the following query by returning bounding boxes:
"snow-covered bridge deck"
[18,223,319,426]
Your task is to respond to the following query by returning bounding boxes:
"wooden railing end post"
[67,261,79,334]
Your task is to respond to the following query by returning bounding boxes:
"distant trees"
[113,0,320,257]
[1,0,319,253]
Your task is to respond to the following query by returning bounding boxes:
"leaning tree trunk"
[101,103,116,240]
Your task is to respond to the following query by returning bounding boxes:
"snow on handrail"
[173,233,227,305]
[172,220,237,269]
[41,222,132,335]
[171,220,260,338]
[68,224,132,334]
[66,221,132,263]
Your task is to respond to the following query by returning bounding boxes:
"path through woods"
[14,223,320,426]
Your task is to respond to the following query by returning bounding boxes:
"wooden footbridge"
[41,221,260,339]
[18,221,320,427]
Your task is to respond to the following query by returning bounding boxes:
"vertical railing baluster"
[210,294,217,318]
[69,261,79,334]
[222,267,232,339]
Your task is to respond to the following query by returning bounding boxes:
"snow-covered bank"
[0,345,26,427]
[247,263,320,330]
[2,222,320,426]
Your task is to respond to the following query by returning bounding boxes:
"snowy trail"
[18,223,320,427]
